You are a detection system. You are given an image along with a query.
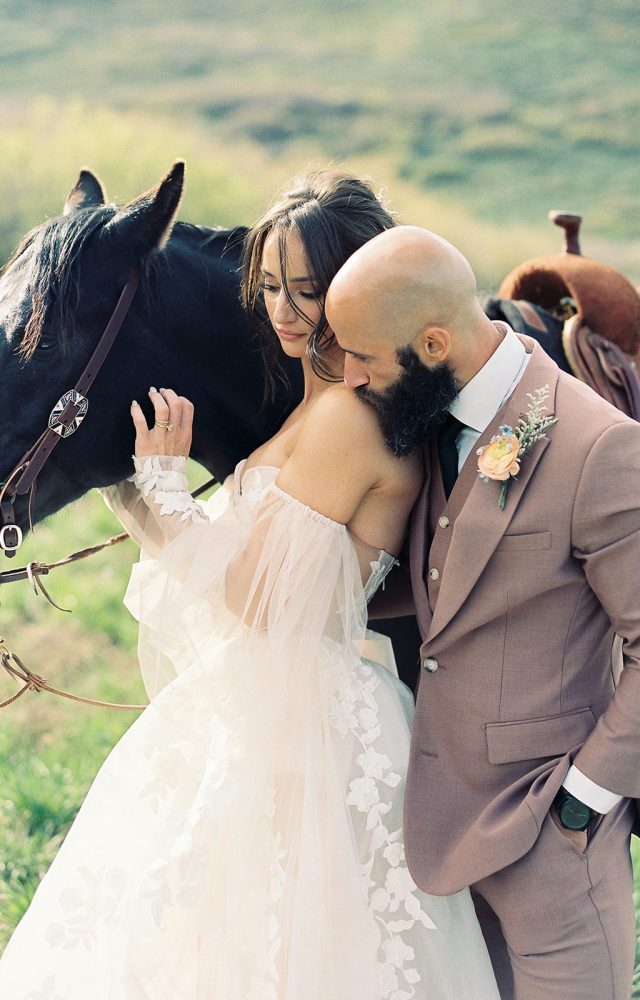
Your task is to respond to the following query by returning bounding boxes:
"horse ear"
[104,161,185,253]
[63,168,108,215]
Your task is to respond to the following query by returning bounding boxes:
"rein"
[0,475,217,711]
[0,264,142,557]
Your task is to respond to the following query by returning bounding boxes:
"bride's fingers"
[159,388,193,454]
[149,387,170,425]
[159,389,194,432]
[158,388,182,429]
[178,396,195,434]
[131,400,153,455]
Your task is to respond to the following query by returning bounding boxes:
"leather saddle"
[562,316,640,420]
[495,212,640,421]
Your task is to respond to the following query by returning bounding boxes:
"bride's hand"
[131,387,194,457]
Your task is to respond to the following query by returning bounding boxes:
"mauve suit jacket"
[404,339,640,895]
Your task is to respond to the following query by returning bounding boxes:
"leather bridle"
[0,264,142,558]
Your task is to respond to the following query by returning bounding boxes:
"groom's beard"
[355,346,461,457]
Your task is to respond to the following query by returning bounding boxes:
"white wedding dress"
[0,458,499,1000]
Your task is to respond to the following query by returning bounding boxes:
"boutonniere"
[476,385,558,510]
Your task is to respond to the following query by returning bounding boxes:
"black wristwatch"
[553,788,598,831]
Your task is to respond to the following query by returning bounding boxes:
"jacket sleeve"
[571,418,640,797]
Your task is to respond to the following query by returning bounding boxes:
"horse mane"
[3,205,117,360]
[3,212,247,361]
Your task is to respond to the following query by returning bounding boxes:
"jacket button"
[438,515,450,528]
[429,567,440,580]
[423,657,439,673]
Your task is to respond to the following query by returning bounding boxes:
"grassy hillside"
[0,97,636,302]
[0,0,638,278]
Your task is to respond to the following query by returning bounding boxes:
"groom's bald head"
[325,225,499,392]
[326,225,477,343]
[324,226,503,456]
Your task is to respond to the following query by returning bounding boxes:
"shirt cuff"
[562,766,623,814]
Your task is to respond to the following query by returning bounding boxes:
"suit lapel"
[426,342,559,643]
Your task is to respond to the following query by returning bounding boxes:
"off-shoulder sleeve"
[226,483,367,668]
[112,473,368,701]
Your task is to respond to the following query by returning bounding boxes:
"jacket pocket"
[486,707,596,764]
[495,531,552,552]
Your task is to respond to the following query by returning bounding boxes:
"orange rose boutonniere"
[477,385,557,510]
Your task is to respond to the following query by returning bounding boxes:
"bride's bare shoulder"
[299,384,421,479]
[303,382,378,428]
[278,384,422,523]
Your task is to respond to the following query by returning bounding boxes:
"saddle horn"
[549,211,582,255]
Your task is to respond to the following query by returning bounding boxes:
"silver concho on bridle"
[0,263,140,558]
[48,390,89,438]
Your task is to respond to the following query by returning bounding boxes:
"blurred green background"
[1,0,639,989]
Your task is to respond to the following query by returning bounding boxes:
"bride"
[0,170,499,999]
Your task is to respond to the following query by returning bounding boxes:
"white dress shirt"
[447,323,620,815]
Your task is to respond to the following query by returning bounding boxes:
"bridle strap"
[0,264,142,556]
[11,264,142,499]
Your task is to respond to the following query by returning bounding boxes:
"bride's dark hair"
[242,168,395,395]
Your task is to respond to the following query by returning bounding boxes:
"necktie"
[437,414,465,499]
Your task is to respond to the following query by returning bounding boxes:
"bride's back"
[245,383,423,560]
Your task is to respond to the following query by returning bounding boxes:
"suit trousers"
[470,800,636,1000]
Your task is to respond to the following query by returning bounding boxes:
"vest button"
[438,515,450,528]
[429,567,440,581]
[423,657,439,673]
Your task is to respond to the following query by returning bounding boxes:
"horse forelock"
[2,216,247,362]
[6,206,117,360]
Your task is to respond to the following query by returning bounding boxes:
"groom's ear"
[417,326,451,364]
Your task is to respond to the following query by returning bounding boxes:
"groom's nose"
[343,355,369,389]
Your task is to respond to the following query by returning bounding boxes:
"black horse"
[3,164,630,692]
[0,161,302,537]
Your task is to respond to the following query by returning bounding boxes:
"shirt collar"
[449,323,527,433]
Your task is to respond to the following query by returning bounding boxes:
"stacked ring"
[154,420,174,431]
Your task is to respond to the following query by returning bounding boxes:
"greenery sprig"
[477,385,558,510]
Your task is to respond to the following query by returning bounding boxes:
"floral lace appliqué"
[131,455,209,524]
[329,661,435,1000]
[25,977,67,1000]
[246,829,286,1000]
[364,553,399,604]
[43,866,127,952]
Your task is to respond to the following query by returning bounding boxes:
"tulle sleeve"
[226,483,367,665]
[103,460,368,702]
[101,455,230,555]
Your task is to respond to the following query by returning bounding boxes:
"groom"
[325,226,639,1000]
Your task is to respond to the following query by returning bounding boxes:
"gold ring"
[154,419,171,430]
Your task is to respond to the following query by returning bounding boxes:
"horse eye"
[36,331,57,351]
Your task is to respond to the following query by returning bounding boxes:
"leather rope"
[0,474,217,711]
[0,640,148,711]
